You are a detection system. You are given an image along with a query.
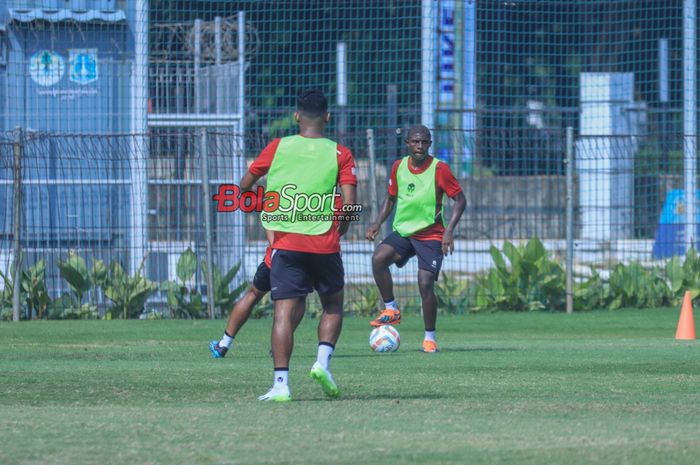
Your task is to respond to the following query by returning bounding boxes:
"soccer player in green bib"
[366,125,466,352]
[240,89,357,401]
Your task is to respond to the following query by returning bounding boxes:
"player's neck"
[298,125,326,139]
[409,155,430,169]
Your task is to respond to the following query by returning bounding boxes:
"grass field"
[1,308,699,465]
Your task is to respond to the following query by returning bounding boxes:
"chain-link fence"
[0,0,698,318]
[2,125,686,317]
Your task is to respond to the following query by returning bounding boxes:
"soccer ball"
[369,325,400,353]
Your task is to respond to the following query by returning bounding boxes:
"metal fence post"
[385,84,398,236]
[12,128,23,322]
[337,42,347,144]
[566,126,574,314]
[366,128,378,223]
[129,0,148,277]
[684,0,697,253]
[200,128,216,320]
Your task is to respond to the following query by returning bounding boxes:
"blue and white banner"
[435,0,475,176]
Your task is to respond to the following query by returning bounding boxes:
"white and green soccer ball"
[369,325,400,353]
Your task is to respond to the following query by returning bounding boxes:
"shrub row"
[0,248,245,320]
[3,240,697,319]
[348,238,700,314]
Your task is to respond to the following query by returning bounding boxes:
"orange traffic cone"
[675,291,696,340]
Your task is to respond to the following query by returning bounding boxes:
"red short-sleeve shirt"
[388,156,462,241]
[263,246,272,268]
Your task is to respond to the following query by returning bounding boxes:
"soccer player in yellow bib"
[366,125,466,352]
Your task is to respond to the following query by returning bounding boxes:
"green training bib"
[262,135,338,235]
[392,156,442,237]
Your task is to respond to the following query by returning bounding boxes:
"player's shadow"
[331,347,519,358]
[332,352,411,358]
[439,347,520,353]
[301,392,449,402]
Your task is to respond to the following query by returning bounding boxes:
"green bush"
[469,238,566,312]
[573,267,609,311]
[347,284,380,317]
[251,293,274,319]
[160,248,206,319]
[102,257,158,319]
[464,240,700,312]
[50,296,99,320]
[304,293,324,319]
[665,248,700,304]
[0,260,51,319]
[9,242,700,320]
[0,265,17,319]
[161,249,246,319]
[201,260,247,317]
[607,262,672,310]
[435,273,469,314]
[401,295,424,315]
[53,251,102,319]
[574,248,700,311]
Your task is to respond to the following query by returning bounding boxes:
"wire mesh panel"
[146,129,245,305]
[4,132,134,310]
[0,137,15,276]
[0,0,697,316]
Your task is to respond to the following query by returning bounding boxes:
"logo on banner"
[69,49,98,85]
[29,50,65,86]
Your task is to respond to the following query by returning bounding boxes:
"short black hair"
[406,124,432,141]
[297,89,328,118]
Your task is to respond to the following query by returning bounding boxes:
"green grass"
[1,309,699,465]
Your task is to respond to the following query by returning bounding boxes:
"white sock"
[219,332,234,349]
[384,299,398,310]
[273,369,289,388]
[316,342,335,370]
[424,330,436,342]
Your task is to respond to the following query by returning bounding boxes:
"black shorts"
[252,261,271,293]
[269,250,344,300]
[381,231,443,280]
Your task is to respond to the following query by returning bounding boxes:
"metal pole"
[200,128,216,320]
[238,11,246,136]
[215,16,222,117]
[129,0,148,276]
[215,17,222,66]
[194,19,201,114]
[421,0,435,129]
[386,85,398,236]
[452,0,464,170]
[236,11,247,281]
[659,39,669,104]
[337,42,347,143]
[659,38,669,170]
[566,127,574,314]
[366,129,378,223]
[463,0,476,176]
[12,128,23,322]
[387,84,398,159]
[684,0,697,253]
[192,18,204,296]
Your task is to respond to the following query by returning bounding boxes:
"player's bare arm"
[441,191,466,256]
[366,195,396,241]
[240,170,261,192]
[338,183,357,236]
